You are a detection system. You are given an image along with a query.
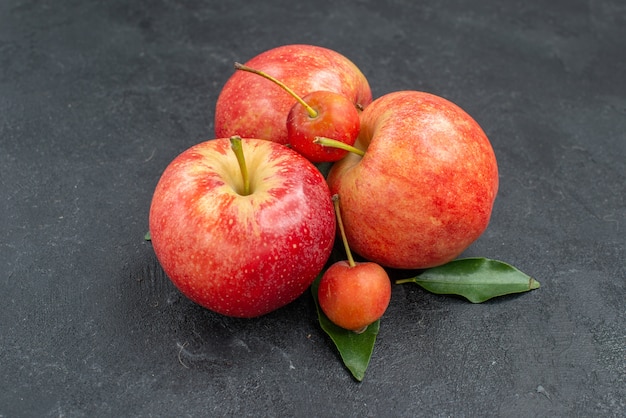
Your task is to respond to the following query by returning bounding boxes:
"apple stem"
[332,194,356,268]
[229,136,251,196]
[314,137,365,157]
[234,62,318,119]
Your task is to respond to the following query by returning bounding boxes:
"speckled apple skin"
[327,91,499,270]
[215,44,372,146]
[149,138,336,318]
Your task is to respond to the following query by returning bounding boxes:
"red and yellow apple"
[215,44,372,146]
[326,91,499,270]
[149,137,336,318]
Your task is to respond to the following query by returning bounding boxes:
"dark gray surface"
[1,0,625,416]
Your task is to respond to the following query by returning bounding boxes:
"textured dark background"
[1,0,625,416]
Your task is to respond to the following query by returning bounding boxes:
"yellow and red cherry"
[287,90,360,163]
[317,195,391,333]
[234,62,361,163]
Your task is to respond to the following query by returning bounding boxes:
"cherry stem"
[332,194,356,268]
[314,137,365,156]
[229,136,251,196]
[234,62,318,119]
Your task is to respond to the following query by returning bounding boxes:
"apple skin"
[149,138,336,318]
[327,91,499,270]
[215,44,372,146]
[317,260,391,332]
[287,91,361,163]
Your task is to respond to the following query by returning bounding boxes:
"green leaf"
[396,257,540,303]
[144,231,151,241]
[311,275,380,382]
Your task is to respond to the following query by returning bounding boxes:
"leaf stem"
[314,137,365,156]
[234,62,318,119]
[333,194,356,267]
[229,136,250,196]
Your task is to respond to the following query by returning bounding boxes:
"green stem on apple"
[332,194,356,268]
[229,136,251,196]
[314,137,365,157]
[234,62,318,119]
